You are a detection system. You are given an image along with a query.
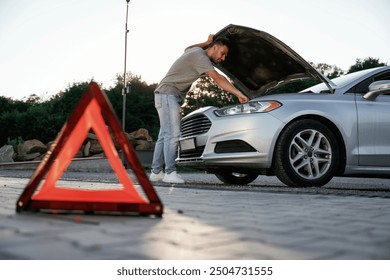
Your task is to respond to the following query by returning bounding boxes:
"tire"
[215,171,258,185]
[274,119,339,187]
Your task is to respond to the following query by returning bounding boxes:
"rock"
[24,152,41,161]
[0,145,15,163]
[18,139,47,155]
[86,132,98,140]
[129,128,153,142]
[46,141,55,151]
[83,141,91,157]
[89,139,103,155]
[135,140,153,151]
[85,127,120,155]
[75,150,83,158]
[42,127,155,158]
[14,154,27,162]
[125,132,137,146]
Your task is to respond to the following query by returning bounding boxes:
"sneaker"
[163,171,185,184]
[149,171,165,182]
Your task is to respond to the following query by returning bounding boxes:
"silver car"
[177,24,390,187]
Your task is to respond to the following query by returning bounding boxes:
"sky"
[0,0,389,100]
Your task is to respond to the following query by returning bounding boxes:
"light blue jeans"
[151,93,182,174]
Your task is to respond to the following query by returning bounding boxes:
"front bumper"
[176,107,284,171]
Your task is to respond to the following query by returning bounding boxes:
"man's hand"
[206,34,214,45]
[237,94,249,104]
[186,34,215,50]
[207,71,249,104]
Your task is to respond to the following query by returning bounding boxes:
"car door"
[354,71,390,166]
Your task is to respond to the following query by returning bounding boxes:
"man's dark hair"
[212,38,231,50]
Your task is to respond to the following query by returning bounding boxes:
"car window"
[348,71,390,94]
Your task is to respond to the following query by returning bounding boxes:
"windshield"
[301,68,377,93]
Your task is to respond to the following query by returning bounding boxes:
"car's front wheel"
[274,119,339,187]
[215,171,258,185]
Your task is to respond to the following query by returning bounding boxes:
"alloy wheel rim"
[289,129,332,179]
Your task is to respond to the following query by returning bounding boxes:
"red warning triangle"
[16,82,163,216]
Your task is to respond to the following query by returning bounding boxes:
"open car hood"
[212,24,334,98]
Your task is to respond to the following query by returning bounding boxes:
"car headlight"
[214,101,282,116]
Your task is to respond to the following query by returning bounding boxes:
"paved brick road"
[1,171,389,260]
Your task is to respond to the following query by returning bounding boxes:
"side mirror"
[363,80,390,101]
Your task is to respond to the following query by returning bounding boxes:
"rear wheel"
[215,171,258,185]
[274,119,339,187]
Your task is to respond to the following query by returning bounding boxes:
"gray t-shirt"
[155,47,215,99]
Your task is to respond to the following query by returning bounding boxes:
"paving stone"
[0,175,390,260]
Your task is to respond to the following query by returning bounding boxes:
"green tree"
[270,62,344,94]
[23,93,42,105]
[311,62,344,79]
[0,96,12,112]
[109,73,159,139]
[183,75,238,116]
[348,57,387,73]
[0,97,33,146]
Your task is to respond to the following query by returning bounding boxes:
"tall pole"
[122,0,130,133]
[122,0,130,167]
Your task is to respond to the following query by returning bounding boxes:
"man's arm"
[207,70,249,104]
[185,34,214,51]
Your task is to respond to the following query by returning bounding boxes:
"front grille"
[181,114,211,138]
